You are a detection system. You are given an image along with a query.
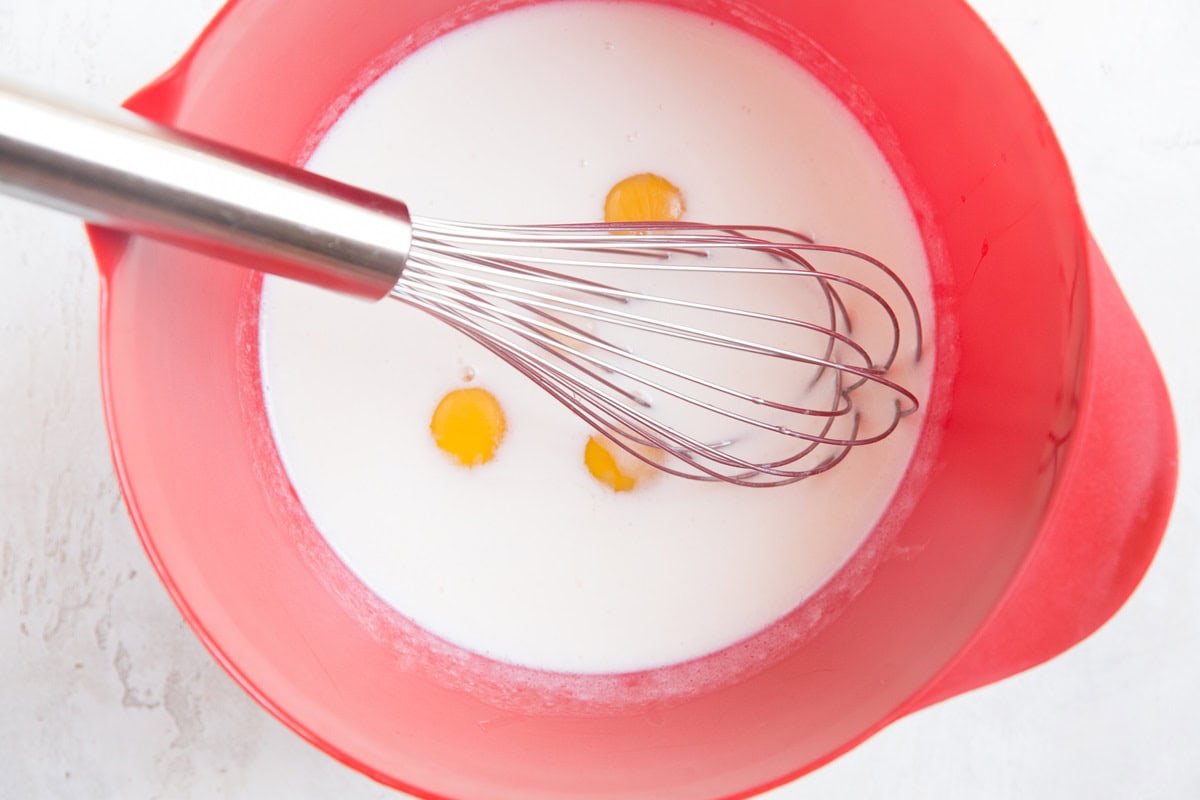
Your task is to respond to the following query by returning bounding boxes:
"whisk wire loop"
[394,217,923,487]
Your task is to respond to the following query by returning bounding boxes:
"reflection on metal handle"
[0,80,411,300]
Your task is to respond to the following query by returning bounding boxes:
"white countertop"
[1,1,1196,797]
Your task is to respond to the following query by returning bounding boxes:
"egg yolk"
[584,435,664,492]
[430,387,506,467]
[604,173,686,223]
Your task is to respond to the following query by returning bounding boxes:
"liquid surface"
[259,1,934,674]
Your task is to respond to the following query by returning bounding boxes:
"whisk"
[0,82,921,487]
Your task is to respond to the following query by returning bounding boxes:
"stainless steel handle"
[0,81,411,300]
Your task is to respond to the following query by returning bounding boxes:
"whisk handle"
[0,81,410,300]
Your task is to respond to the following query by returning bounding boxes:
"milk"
[259,1,934,674]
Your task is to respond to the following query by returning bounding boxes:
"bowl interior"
[97,0,1089,797]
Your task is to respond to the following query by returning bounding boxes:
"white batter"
[259,1,934,674]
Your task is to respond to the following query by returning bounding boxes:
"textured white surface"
[0,0,1196,797]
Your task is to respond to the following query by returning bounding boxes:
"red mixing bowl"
[90,0,1178,797]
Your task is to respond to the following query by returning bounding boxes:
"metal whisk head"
[393,218,923,488]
